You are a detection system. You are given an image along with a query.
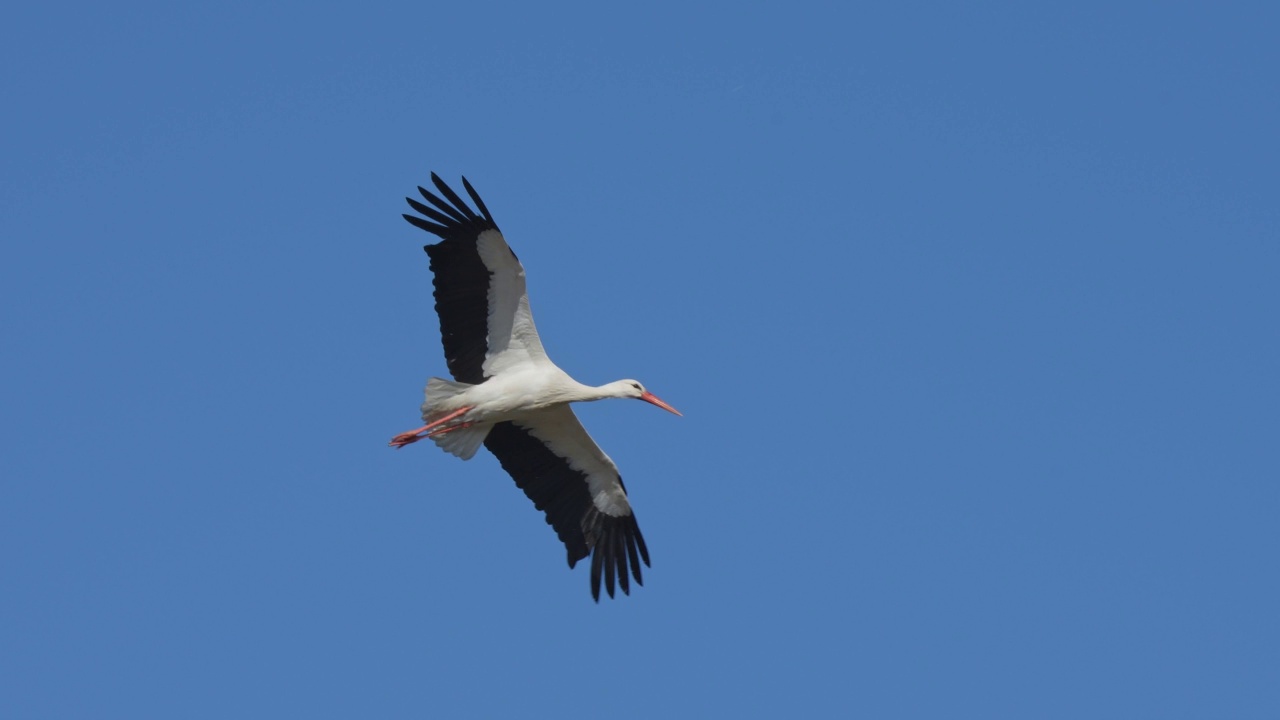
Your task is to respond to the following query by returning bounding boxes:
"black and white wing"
[484,406,651,601]
[403,174,550,384]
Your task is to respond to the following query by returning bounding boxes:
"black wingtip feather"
[432,174,479,222]
[616,531,631,595]
[404,175,500,240]
[461,176,496,226]
[590,550,603,602]
[406,196,460,228]
[635,524,651,567]
[625,531,643,586]
[417,185,470,224]
[603,530,617,599]
[580,509,650,602]
[402,213,446,236]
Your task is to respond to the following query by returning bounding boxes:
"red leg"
[389,432,426,449]
[389,406,473,448]
[426,421,473,438]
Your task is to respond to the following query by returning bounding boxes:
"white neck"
[562,379,634,403]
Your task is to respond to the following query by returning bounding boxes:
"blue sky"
[3,2,1277,717]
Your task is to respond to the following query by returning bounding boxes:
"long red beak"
[639,391,683,417]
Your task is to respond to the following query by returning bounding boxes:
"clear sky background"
[3,2,1277,718]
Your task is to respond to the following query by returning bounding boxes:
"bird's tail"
[422,377,473,417]
[431,421,491,460]
[421,377,491,460]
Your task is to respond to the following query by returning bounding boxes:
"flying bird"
[390,173,681,601]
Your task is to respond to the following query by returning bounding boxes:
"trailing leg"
[389,406,472,448]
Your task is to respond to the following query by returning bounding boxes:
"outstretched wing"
[403,174,550,384]
[483,405,651,601]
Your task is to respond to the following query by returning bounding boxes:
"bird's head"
[615,380,683,416]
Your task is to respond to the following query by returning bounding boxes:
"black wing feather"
[406,196,462,228]
[402,213,446,236]
[603,529,617,598]
[402,175,501,385]
[418,184,472,224]
[432,173,481,222]
[484,421,650,602]
[462,176,497,227]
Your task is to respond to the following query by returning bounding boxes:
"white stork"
[389,173,681,601]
